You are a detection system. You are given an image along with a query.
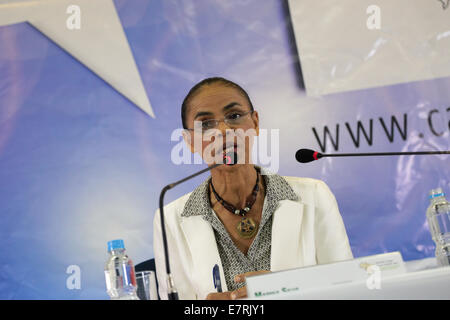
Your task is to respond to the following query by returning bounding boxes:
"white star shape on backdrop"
[0,0,154,117]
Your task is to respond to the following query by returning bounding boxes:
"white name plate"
[246,252,406,299]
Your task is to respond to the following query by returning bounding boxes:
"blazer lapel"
[180,215,228,297]
[270,199,305,271]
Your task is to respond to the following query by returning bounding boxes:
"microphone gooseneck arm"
[295,148,450,163]
[158,162,222,300]
[322,151,450,157]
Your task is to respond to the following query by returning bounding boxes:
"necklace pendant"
[236,217,258,239]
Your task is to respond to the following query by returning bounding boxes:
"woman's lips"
[223,144,237,154]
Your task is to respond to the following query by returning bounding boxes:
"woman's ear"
[252,110,259,136]
[182,130,195,153]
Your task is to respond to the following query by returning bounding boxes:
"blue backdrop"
[0,0,448,299]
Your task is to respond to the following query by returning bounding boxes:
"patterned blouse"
[180,167,298,292]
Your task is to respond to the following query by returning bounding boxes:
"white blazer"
[153,175,353,300]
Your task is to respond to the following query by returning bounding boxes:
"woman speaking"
[153,77,353,300]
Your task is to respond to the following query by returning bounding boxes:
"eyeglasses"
[186,110,254,132]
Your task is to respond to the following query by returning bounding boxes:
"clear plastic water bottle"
[104,239,139,300]
[426,188,450,267]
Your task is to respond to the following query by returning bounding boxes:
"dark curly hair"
[181,77,254,129]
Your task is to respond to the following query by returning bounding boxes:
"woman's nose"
[216,120,233,136]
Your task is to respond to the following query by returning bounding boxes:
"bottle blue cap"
[429,188,445,199]
[107,239,125,252]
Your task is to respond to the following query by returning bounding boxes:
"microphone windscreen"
[295,149,319,163]
[224,152,238,165]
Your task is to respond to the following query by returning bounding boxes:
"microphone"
[158,152,237,300]
[295,149,324,163]
[295,148,450,163]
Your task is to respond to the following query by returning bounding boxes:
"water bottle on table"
[104,239,139,300]
[426,188,450,266]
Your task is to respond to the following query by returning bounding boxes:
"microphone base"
[168,292,179,300]
[166,273,179,300]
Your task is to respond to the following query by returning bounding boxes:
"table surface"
[246,257,450,300]
[404,257,439,272]
[293,258,450,299]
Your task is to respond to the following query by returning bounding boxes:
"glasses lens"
[202,119,217,131]
[225,111,249,125]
